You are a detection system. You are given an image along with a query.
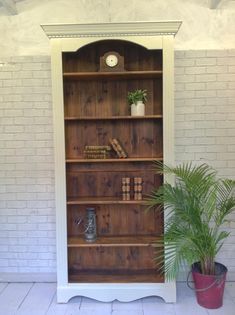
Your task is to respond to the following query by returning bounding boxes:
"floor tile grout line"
[79,296,84,310]
[0,282,9,295]
[111,300,114,312]
[16,282,35,311]
[45,289,57,315]
[78,296,82,309]
[141,298,144,313]
[141,298,146,312]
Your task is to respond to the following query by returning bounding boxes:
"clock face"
[105,54,118,67]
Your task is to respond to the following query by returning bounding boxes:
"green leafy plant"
[127,89,147,105]
[147,162,235,280]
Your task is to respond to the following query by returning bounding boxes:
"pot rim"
[191,261,228,277]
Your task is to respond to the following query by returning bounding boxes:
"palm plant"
[147,162,235,280]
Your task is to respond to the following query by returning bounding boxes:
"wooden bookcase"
[42,21,181,303]
[64,41,163,284]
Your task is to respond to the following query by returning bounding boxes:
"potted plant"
[147,162,235,309]
[127,89,147,116]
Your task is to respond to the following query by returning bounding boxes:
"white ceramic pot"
[131,101,145,116]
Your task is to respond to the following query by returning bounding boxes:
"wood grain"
[63,70,162,80]
[63,39,164,283]
[68,236,159,247]
[68,246,163,277]
[68,272,164,283]
[67,204,163,237]
[65,120,163,159]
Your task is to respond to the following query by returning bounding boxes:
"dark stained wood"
[68,236,159,247]
[66,170,161,199]
[63,39,164,284]
[64,78,162,118]
[65,120,163,159]
[65,115,163,120]
[68,246,163,274]
[62,40,162,73]
[67,197,147,204]
[63,70,162,80]
[66,159,160,172]
[67,204,163,237]
[69,272,164,283]
[66,157,163,163]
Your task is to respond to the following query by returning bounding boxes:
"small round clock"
[99,51,125,72]
[105,54,119,68]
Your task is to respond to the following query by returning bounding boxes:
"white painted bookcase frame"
[41,21,182,303]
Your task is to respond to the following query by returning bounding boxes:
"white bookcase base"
[57,282,176,303]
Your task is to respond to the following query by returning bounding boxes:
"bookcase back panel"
[68,247,159,273]
[65,120,163,159]
[67,161,158,172]
[67,205,163,237]
[62,40,162,73]
[66,171,161,198]
[63,78,162,117]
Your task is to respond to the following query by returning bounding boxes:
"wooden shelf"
[69,271,164,283]
[66,157,162,163]
[63,70,162,81]
[68,236,159,247]
[64,115,163,121]
[67,196,147,205]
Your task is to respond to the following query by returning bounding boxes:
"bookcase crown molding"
[41,21,182,39]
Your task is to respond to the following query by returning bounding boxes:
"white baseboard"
[0,272,57,282]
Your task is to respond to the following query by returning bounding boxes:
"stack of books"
[109,138,127,158]
[84,145,111,159]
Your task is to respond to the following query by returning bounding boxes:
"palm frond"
[147,162,235,279]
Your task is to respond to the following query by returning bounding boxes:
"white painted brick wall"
[0,51,235,280]
[175,50,235,280]
[0,56,56,275]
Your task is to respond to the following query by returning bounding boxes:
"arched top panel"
[59,36,163,53]
[62,39,163,72]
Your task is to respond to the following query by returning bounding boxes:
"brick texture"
[0,56,56,274]
[0,51,235,280]
[175,50,235,280]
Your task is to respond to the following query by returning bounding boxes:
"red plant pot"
[192,262,227,309]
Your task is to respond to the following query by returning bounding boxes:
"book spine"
[134,177,143,200]
[84,150,108,159]
[109,139,123,158]
[84,146,111,159]
[122,177,130,201]
[85,145,111,151]
[112,139,127,158]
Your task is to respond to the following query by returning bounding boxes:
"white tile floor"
[0,282,234,315]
